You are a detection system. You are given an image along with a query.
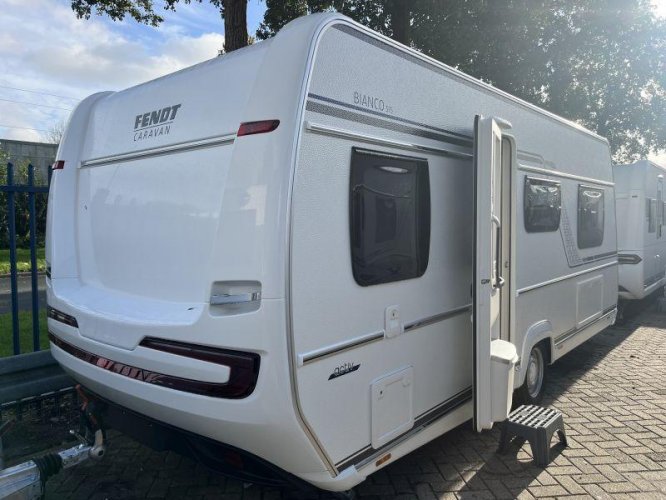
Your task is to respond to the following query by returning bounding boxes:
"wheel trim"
[526,348,544,399]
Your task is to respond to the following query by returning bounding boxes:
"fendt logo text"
[133,104,182,142]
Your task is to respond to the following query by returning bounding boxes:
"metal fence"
[0,163,74,443]
[1,162,51,355]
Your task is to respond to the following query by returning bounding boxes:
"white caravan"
[614,160,666,301]
[46,13,618,492]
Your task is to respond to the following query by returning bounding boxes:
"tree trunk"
[386,0,410,46]
[223,0,248,52]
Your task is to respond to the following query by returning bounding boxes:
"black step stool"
[498,405,567,467]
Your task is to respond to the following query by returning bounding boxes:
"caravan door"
[473,115,519,432]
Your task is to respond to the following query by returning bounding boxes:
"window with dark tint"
[649,199,657,233]
[350,148,430,286]
[578,186,605,249]
[524,177,561,232]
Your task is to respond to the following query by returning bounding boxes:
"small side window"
[578,185,604,249]
[350,148,430,286]
[649,199,657,233]
[524,177,561,232]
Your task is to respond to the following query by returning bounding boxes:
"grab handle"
[491,215,505,289]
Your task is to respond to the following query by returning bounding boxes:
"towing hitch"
[0,386,107,500]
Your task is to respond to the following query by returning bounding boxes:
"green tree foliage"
[70,0,250,52]
[0,153,49,249]
[259,0,665,162]
[257,0,406,43]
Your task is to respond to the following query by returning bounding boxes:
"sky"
[0,0,664,164]
[0,0,267,142]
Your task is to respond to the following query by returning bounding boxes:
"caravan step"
[498,405,567,467]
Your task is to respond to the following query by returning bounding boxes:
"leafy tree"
[257,0,413,45]
[259,0,665,162]
[413,0,665,162]
[70,0,250,52]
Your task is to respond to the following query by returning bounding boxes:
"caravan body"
[46,14,617,491]
[615,160,666,300]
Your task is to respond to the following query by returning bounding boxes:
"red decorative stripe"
[49,332,260,399]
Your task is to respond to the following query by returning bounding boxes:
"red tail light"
[139,337,260,398]
[49,332,260,399]
[52,160,65,170]
[237,120,280,137]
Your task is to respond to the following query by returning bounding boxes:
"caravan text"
[353,92,393,114]
[133,104,182,142]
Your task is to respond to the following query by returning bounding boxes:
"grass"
[0,247,46,275]
[0,309,49,357]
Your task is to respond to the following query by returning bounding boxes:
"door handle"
[210,292,261,305]
[491,215,504,289]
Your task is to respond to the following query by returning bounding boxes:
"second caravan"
[45,13,617,491]
[615,160,666,302]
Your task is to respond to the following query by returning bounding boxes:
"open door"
[473,115,519,432]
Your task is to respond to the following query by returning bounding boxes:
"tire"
[517,342,548,405]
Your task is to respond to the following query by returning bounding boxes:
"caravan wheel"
[517,343,548,404]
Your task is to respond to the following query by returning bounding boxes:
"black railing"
[0,162,50,355]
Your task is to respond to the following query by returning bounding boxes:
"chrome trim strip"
[299,330,385,366]
[305,121,473,160]
[517,260,618,295]
[554,307,616,346]
[300,304,472,366]
[643,271,665,289]
[404,304,472,332]
[81,133,236,167]
[518,164,614,187]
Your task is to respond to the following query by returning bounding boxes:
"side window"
[350,148,430,286]
[578,185,604,249]
[649,199,657,233]
[524,177,561,232]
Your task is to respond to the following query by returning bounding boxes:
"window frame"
[577,184,605,249]
[523,176,562,233]
[349,147,431,287]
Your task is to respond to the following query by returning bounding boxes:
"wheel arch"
[516,320,553,388]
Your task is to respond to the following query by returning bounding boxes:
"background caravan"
[615,160,666,306]
[45,13,617,493]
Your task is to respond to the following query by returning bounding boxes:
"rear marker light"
[618,254,642,265]
[47,306,78,327]
[237,120,280,137]
[52,160,65,170]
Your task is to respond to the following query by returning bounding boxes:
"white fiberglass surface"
[77,145,232,303]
